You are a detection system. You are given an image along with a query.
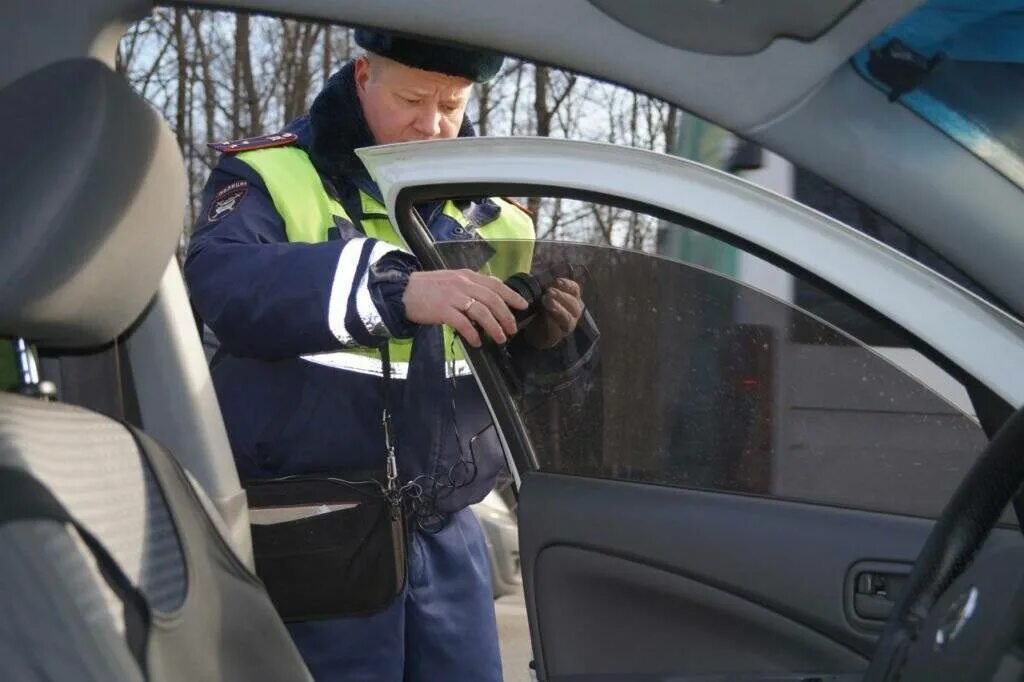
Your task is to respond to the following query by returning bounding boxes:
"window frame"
[393,181,1016,487]
[362,136,1024,410]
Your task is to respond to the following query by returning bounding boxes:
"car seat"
[0,58,311,682]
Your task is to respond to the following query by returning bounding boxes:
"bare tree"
[663,105,678,154]
[321,25,333,87]
[187,11,218,167]
[279,20,322,122]
[532,66,549,137]
[507,61,525,135]
[173,8,188,150]
[475,78,492,136]
[234,14,260,136]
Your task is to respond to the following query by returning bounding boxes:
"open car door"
[360,137,1024,680]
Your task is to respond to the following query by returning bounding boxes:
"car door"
[360,136,1024,680]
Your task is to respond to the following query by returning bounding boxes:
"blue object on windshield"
[853,0,1024,187]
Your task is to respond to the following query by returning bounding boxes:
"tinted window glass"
[435,236,987,519]
[522,194,978,415]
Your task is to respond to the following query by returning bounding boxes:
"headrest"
[0,59,186,348]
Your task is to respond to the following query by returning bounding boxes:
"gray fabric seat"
[0,394,186,613]
[0,393,178,681]
[0,59,309,681]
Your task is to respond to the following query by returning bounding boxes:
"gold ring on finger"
[461,298,477,314]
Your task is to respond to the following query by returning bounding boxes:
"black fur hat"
[354,29,504,82]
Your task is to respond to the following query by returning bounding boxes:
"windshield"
[854,0,1024,188]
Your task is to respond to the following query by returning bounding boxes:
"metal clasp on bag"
[379,341,403,508]
[382,407,400,503]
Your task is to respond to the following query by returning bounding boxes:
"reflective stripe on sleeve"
[300,351,472,379]
[354,240,401,339]
[327,238,406,346]
[326,237,367,346]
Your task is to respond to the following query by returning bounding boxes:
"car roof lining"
[587,0,863,57]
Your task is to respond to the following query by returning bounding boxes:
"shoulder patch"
[207,181,248,222]
[500,196,534,218]
[207,132,298,154]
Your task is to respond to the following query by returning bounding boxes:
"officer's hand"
[522,278,584,349]
[403,270,529,347]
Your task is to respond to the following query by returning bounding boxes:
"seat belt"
[0,466,150,671]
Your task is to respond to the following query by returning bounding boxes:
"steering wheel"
[862,402,1024,681]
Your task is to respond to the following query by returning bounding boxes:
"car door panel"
[363,137,1024,680]
[520,472,1022,678]
[536,546,864,675]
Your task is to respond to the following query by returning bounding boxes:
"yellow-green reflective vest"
[235,145,535,374]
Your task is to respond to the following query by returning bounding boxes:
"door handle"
[845,561,913,628]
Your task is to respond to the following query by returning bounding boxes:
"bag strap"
[380,342,400,503]
[0,466,150,670]
[351,183,398,502]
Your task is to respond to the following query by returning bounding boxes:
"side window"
[427,194,987,519]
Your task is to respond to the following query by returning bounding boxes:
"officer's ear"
[356,53,393,92]
[354,55,373,93]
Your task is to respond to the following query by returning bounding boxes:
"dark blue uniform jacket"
[185,62,595,517]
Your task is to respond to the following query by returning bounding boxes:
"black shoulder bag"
[244,344,408,620]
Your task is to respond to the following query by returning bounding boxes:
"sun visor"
[0,59,186,349]
[588,0,861,56]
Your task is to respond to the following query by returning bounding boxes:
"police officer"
[186,30,590,681]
